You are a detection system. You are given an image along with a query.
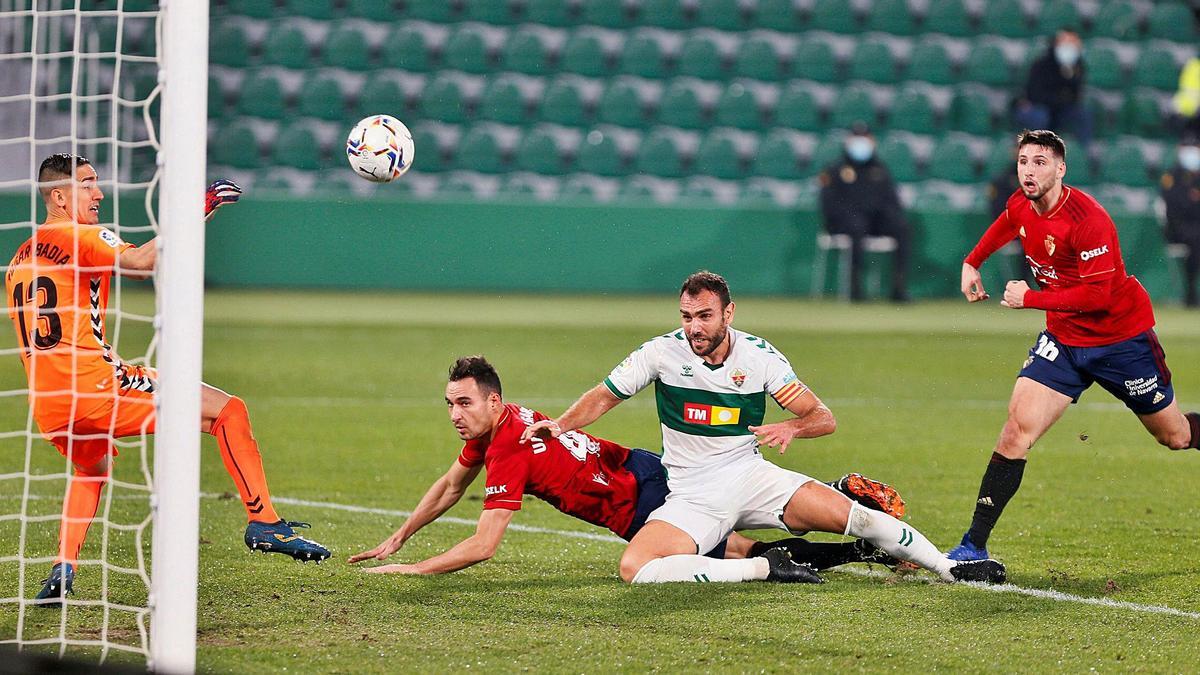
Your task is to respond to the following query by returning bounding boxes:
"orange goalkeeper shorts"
[43,365,157,468]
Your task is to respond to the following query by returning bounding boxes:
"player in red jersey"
[949,130,1200,561]
[349,356,906,580]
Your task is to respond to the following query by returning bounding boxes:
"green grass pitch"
[3,290,1199,672]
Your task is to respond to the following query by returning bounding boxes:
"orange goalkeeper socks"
[211,396,279,524]
[56,465,108,565]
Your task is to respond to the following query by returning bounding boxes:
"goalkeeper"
[6,154,330,606]
[349,356,907,581]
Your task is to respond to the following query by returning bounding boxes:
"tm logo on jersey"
[683,402,741,426]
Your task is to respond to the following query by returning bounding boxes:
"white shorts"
[646,455,815,555]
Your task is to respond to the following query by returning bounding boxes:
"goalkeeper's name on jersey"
[9,241,73,268]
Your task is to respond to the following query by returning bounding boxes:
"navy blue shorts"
[621,448,727,559]
[1018,329,1174,415]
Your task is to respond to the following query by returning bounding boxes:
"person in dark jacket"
[1014,30,1093,156]
[817,122,910,303]
[1162,132,1200,307]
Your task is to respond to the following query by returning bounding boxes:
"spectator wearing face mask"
[1014,29,1093,157]
[817,122,911,303]
[1161,132,1200,307]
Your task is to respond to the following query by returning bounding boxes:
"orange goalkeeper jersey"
[5,220,135,431]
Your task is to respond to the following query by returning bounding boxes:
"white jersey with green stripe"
[603,326,809,475]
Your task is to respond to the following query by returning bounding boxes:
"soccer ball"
[345,114,415,183]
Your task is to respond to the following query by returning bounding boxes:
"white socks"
[844,502,955,581]
[630,554,770,583]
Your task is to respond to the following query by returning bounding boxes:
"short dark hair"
[680,270,731,308]
[38,153,92,201]
[448,355,502,398]
[1016,130,1066,161]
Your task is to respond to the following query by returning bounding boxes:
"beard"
[689,326,727,357]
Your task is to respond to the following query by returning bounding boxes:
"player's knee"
[996,418,1032,458]
[1154,428,1190,450]
[619,550,653,584]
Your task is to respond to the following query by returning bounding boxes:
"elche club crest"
[731,368,747,387]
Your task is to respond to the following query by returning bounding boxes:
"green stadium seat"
[877,135,920,182]
[678,34,724,80]
[734,37,785,81]
[583,0,631,27]
[236,72,286,119]
[562,32,612,78]
[906,41,954,85]
[422,75,471,124]
[208,76,225,119]
[979,0,1027,38]
[1099,139,1150,187]
[411,125,445,172]
[541,79,590,127]
[983,137,1015,176]
[753,131,802,179]
[578,129,626,176]
[1033,0,1080,36]
[775,84,822,132]
[1147,3,1198,42]
[480,78,529,125]
[210,120,260,169]
[515,128,564,174]
[866,0,916,35]
[621,33,668,79]
[1133,46,1180,91]
[829,86,875,130]
[1088,3,1138,40]
[888,87,936,134]
[849,40,898,84]
[463,0,517,24]
[209,22,249,68]
[598,80,646,127]
[262,25,310,68]
[226,0,275,19]
[923,0,973,37]
[698,0,748,30]
[444,27,491,74]
[619,176,658,201]
[951,87,994,134]
[324,25,372,71]
[793,37,838,83]
[347,0,400,20]
[285,0,335,20]
[273,122,323,170]
[807,0,860,33]
[658,80,705,129]
[359,74,407,121]
[636,130,685,177]
[298,74,345,121]
[1121,88,1163,137]
[457,126,506,173]
[680,179,721,204]
[927,137,977,183]
[382,27,432,72]
[963,43,1013,87]
[640,0,690,29]
[560,176,600,200]
[1086,44,1124,90]
[695,131,744,179]
[715,83,761,130]
[503,30,550,75]
[809,134,845,174]
[405,0,457,23]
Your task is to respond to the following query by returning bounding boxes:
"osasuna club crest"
[1044,234,1056,256]
[731,368,747,387]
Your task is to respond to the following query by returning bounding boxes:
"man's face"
[1016,144,1064,201]
[445,377,500,441]
[51,163,103,224]
[679,290,734,358]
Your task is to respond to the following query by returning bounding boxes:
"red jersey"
[965,186,1155,347]
[457,403,639,537]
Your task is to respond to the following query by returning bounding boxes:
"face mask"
[1180,146,1200,172]
[1055,44,1081,67]
[845,137,874,163]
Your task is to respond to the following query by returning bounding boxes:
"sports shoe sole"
[840,473,907,518]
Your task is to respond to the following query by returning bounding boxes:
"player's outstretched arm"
[519,383,621,443]
[363,508,515,575]
[961,263,989,302]
[347,461,481,564]
[113,180,242,278]
[748,389,836,455]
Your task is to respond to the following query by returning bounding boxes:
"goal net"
[0,0,206,670]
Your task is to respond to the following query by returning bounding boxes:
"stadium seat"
[236,72,287,119]
[888,87,937,134]
[695,130,744,179]
[1088,3,1138,40]
[210,120,261,169]
[715,82,762,130]
[524,0,573,25]
[1098,139,1151,187]
[404,0,457,23]
[906,41,955,86]
[562,31,612,78]
[273,122,323,170]
[677,34,724,81]
[922,0,973,37]
[422,75,472,124]
[444,26,491,74]
[324,25,372,71]
[775,84,822,131]
[1086,44,1124,90]
[1032,0,1080,36]
[457,126,506,173]
[658,80,705,129]
[1121,88,1164,137]
[979,0,1029,38]
[1147,3,1198,42]
[285,0,335,20]
[262,25,311,69]
[582,0,632,28]
[877,135,920,182]
[411,125,446,172]
[808,134,845,174]
[698,0,748,31]
[463,0,518,24]
[752,130,802,179]
[559,175,602,200]
[359,75,408,121]
[963,43,1013,87]
[866,0,917,36]
[381,27,432,72]
[793,37,838,83]
[927,137,977,183]
[849,40,899,84]
[636,130,685,177]
[298,74,346,121]
[226,0,275,19]
[207,76,226,119]
[577,128,627,175]
[347,0,400,20]
[620,33,668,79]
[951,86,995,135]
[209,22,249,68]
[640,0,690,29]
[480,77,530,125]
[515,128,564,174]
[807,0,860,33]
[598,80,647,127]
[734,37,785,81]
[829,86,876,130]
[541,79,590,127]
[983,137,1015,176]
[1133,46,1180,91]
[503,30,550,75]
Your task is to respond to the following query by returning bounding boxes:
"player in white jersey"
[523,271,1006,585]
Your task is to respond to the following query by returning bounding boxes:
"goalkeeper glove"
[204,179,242,221]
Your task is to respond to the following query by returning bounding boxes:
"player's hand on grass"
[1000,280,1029,309]
[961,263,989,302]
[347,535,404,564]
[362,563,420,574]
[748,422,795,455]
[519,419,562,444]
[204,179,242,222]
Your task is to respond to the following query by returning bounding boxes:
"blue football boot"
[244,520,331,562]
[945,533,990,561]
[34,562,74,606]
